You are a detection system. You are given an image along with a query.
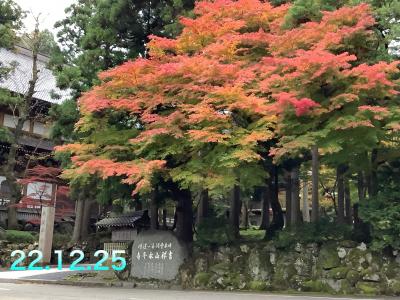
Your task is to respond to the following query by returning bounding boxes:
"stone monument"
[131,230,187,280]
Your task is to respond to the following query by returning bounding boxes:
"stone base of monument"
[130,230,188,282]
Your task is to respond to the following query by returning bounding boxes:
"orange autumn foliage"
[57,0,399,194]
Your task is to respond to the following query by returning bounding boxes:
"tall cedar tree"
[0,23,60,228]
[51,0,195,98]
[0,0,23,142]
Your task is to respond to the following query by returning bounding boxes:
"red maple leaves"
[57,0,400,194]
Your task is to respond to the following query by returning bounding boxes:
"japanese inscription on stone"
[131,230,187,280]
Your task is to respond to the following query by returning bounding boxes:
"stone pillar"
[38,205,55,264]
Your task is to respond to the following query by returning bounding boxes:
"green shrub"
[359,160,400,250]
[273,217,352,249]
[248,280,268,291]
[6,230,35,243]
[194,272,212,287]
[361,193,400,250]
[0,226,5,240]
[240,229,265,241]
[53,233,72,249]
[196,215,234,247]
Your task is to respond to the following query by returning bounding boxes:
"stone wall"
[0,241,38,268]
[180,241,400,296]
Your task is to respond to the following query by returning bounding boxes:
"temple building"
[0,45,74,228]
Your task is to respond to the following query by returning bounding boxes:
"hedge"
[5,230,35,243]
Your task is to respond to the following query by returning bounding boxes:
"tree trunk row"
[229,185,241,239]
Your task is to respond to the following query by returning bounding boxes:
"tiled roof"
[0,46,71,104]
[96,210,148,228]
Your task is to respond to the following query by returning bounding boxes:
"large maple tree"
[57,0,399,240]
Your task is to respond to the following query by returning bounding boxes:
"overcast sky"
[15,0,75,34]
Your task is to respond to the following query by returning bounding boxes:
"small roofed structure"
[96,210,150,242]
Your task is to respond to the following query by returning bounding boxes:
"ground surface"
[0,282,394,300]
[0,265,92,281]
[0,267,398,300]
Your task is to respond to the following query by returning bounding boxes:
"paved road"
[0,265,93,281]
[0,283,394,300]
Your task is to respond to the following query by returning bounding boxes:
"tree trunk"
[80,200,92,240]
[337,166,345,225]
[311,146,319,223]
[6,181,21,229]
[290,166,301,226]
[241,201,249,229]
[197,189,209,225]
[265,166,284,239]
[353,203,371,243]
[285,171,292,227]
[4,29,40,229]
[302,180,310,222]
[229,185,240,239]
[344,177,352,225]
[71,199,84,244]
[150,191,158,230]
[135,200,143,211]
[357,171,365,202]
[175,189,193,243]
[369,149,378,197]
[259,186,270,230]
[5,118,26,229]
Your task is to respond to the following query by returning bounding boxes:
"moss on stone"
[346,270,360,286]
[302,280,332,293]
[293,253,314,277]
[210,262,231,276]
[319,245,340,270]
[185,241,400,295]
[248,248,272,281]
[272,259,296,290]
[290,275,307,290]
[248,280,267,291]
[340,280,355,294]
[339,240,358,248]
[356,282,380,295]
[388,280,400,295]
[194,272,212,287]
[382,262,400,279]
[328,267,350,279]
[227,273,243,289]
[347,248,368,268]
[361,268,381,282]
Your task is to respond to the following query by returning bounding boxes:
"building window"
[0,176,10,206]
[3,114,30,131]
[33,121,49,137]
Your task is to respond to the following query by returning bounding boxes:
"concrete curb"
[0,278,135,288]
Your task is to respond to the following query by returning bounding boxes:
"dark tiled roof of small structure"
[96,210,147,228]
[0,46,71,104]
